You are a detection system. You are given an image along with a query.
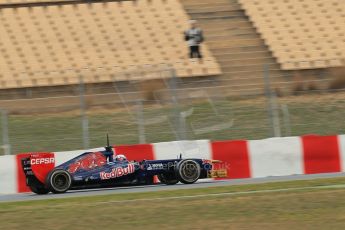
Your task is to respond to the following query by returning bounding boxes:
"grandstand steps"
[217,57,276,66]
[196,19,252,28]
[216,51,273,59]
[211,45,268,53]
[205,25,254,32]
[206,38,264,48]
[182,0,236,7]
[207,33,261,40]
[185,4,242,13]
[181,0,289,94]
[221,63,281,73]
[187,11,244,19]
[204,27,260,37]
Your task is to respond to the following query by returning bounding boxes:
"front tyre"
[175,159,201,184]
[46,169,72,194]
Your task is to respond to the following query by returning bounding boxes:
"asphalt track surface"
[1,172,345,203]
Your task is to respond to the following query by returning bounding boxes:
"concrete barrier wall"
[1,135,345,194]
[0,156,16,194]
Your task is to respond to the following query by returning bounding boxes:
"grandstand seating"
[239,0,345,70]
[0,0,72,4]
[181,0,294,96]
[0,0,221,89]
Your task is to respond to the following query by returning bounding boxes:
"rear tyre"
[27,177,49,195]
[46,169,72,194]
[175,159,201,184]
[29,185,49,195]
[157,173,179,185]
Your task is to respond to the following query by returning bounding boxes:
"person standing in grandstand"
[184,20,204,60]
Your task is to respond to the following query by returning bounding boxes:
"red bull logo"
[100,164,135,180]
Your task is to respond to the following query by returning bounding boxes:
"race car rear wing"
[21,157,34,177]
[20,153,56,184]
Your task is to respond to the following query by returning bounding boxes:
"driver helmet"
[115,154,127,162]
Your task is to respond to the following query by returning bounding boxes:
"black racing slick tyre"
[46,169,72,194]
[29,185,49,195]
[175,159,201,184]
[157,173,179,185]
[27,176,49,195]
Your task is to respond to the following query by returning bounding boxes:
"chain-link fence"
[0,65,344,155]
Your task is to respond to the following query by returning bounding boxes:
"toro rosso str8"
[21,138,227,194]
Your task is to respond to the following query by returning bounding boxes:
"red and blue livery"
[21,137,227,194]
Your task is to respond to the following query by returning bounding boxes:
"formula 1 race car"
[21,136,227,194]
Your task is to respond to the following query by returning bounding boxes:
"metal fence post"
[281,104,292,136]
[136,100,146,144]
[169,68,184,140]
[79,75,89,149]
[179,111,187,140]
[0,109,10,155]
[264,64,281,137]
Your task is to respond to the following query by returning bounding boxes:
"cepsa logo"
[100,164,135,180]
[30,158,55,165]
